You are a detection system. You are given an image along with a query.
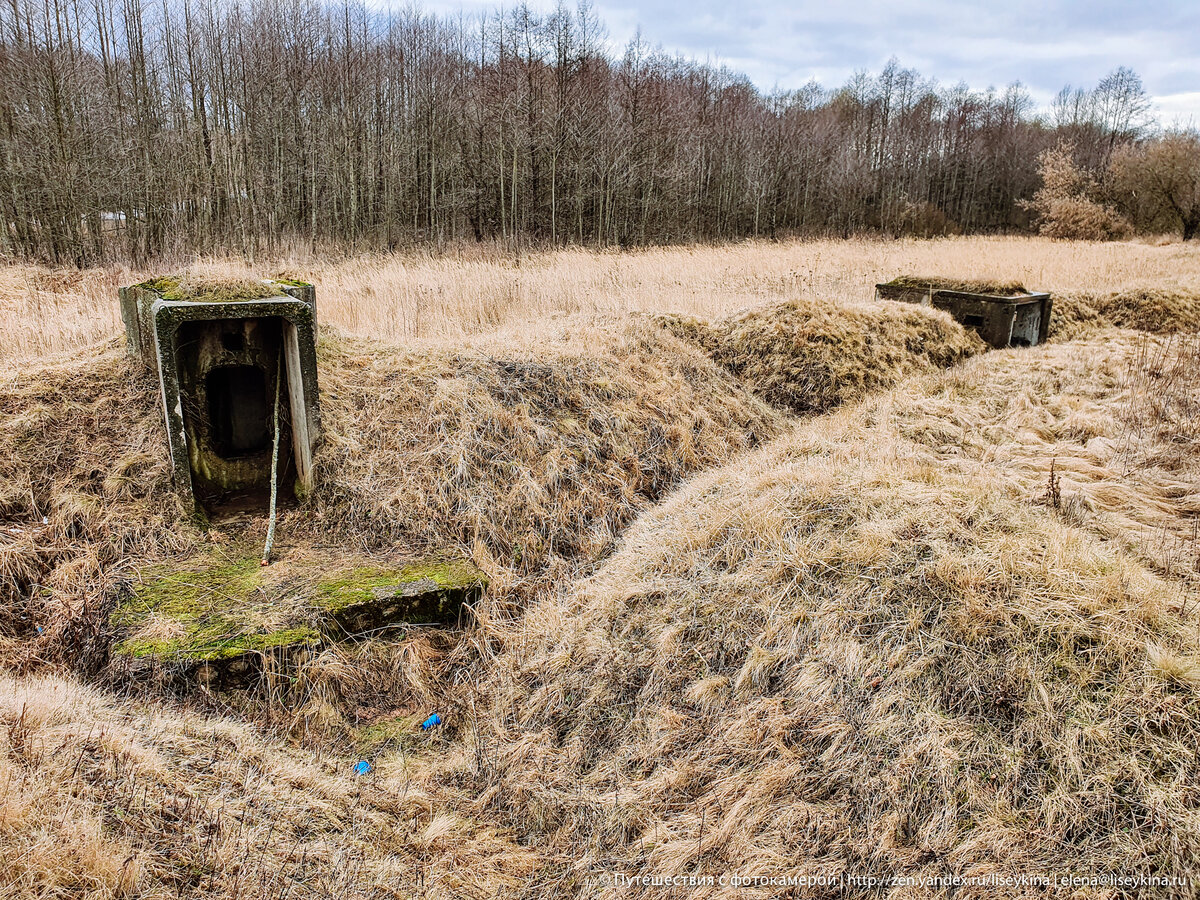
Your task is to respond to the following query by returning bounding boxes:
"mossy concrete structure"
[119,278,320,509]
[875,281,1053,349]
[110,550,488,690]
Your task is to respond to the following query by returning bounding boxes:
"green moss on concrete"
[137,275,182,297]
[112,552,486,668]
[116,624,320,661]
[112,556,264,626]
[135,275,289,303]
[315,560,487,612]
[111,554,322,661]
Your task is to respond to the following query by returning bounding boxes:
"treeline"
[0,0,1189,264]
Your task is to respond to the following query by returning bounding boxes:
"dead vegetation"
[0,671,535,898]
[308,318,783,571]
[468,333,1200,895]
[865,335,1200,588]
[1118,335,1200,483]
[658,298,983,414]
[3,235,1200,364]
[1050,288,1200,339]
[0,346,184,668]
[1022,141,1133,241]
[3,239,1200,896]
[0,317,785,671]
[881,274,1030,294]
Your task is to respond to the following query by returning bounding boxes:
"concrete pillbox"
[119,277,320,511]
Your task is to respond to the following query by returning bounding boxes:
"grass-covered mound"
[309,318,785,571]
[0,318,785,669]
[0,347,184,670]
[877,333,1200,587]
[0,672,536,897]
[132,274,304,303]
[470,335,1200,891]
[659,298,984,414]
[882,274,1030,295]
[1050,288,1200,340]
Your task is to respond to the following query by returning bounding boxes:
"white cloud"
[405,0,1200,126]
[1153,93,1200,129]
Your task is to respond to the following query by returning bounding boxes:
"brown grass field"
[2,236,1200,898]
[3,235,1200,363]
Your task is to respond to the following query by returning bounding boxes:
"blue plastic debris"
[420,713,442,731]
[353,760,372,776]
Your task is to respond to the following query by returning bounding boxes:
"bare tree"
[1112,132,1200,240]
[0,0,1171,264]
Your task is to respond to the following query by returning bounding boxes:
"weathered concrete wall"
[119,279,320,510]
[875,282,1052,349]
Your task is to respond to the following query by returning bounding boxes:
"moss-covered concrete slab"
[316,560,488,636]
[111,548,486,688]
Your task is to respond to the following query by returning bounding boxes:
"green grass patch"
[135,275,297,303]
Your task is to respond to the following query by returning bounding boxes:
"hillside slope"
[0,671,537,899]
[469,334,1200,896]
[4,308,1199,898]
[0,318,786,668]
[658,297,983,414]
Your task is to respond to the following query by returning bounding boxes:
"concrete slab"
[109,549,488,690]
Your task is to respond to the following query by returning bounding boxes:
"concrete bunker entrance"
[119,277,320,516]
[873,279,1053,349]
[176,316,298,514]
[1010,302,1043,347]
[207,365,270,456]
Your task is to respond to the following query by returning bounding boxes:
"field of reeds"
[2,235,1200,898]
[3,235,1200,362]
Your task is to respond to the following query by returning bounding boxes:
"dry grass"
[1050,288,1200,340]
[0,671,536,898]
[308,318,784,571]
[659,298,983,414]
[3,235,1200,363]
[0,317,786,671]
[469,333,1200,895]
[1118,335,1200,486]
[0,347,185,668]
[3,236,1200,896]
[883,274,1030,294]
[872,334,1200,587]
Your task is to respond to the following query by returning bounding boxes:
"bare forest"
[2,0,1195,265]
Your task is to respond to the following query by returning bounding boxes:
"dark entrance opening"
[207,365,271,458]
[174,316,296,517]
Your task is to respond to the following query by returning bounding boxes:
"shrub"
[1023,141,1131,240]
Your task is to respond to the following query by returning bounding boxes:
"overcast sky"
[422,0,1200,126]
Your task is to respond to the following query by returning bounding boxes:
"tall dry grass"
[468,332,1200,896]
[0,671,536,898]
[3,236,1200,364]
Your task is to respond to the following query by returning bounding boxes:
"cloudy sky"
[423,0,1200,126]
